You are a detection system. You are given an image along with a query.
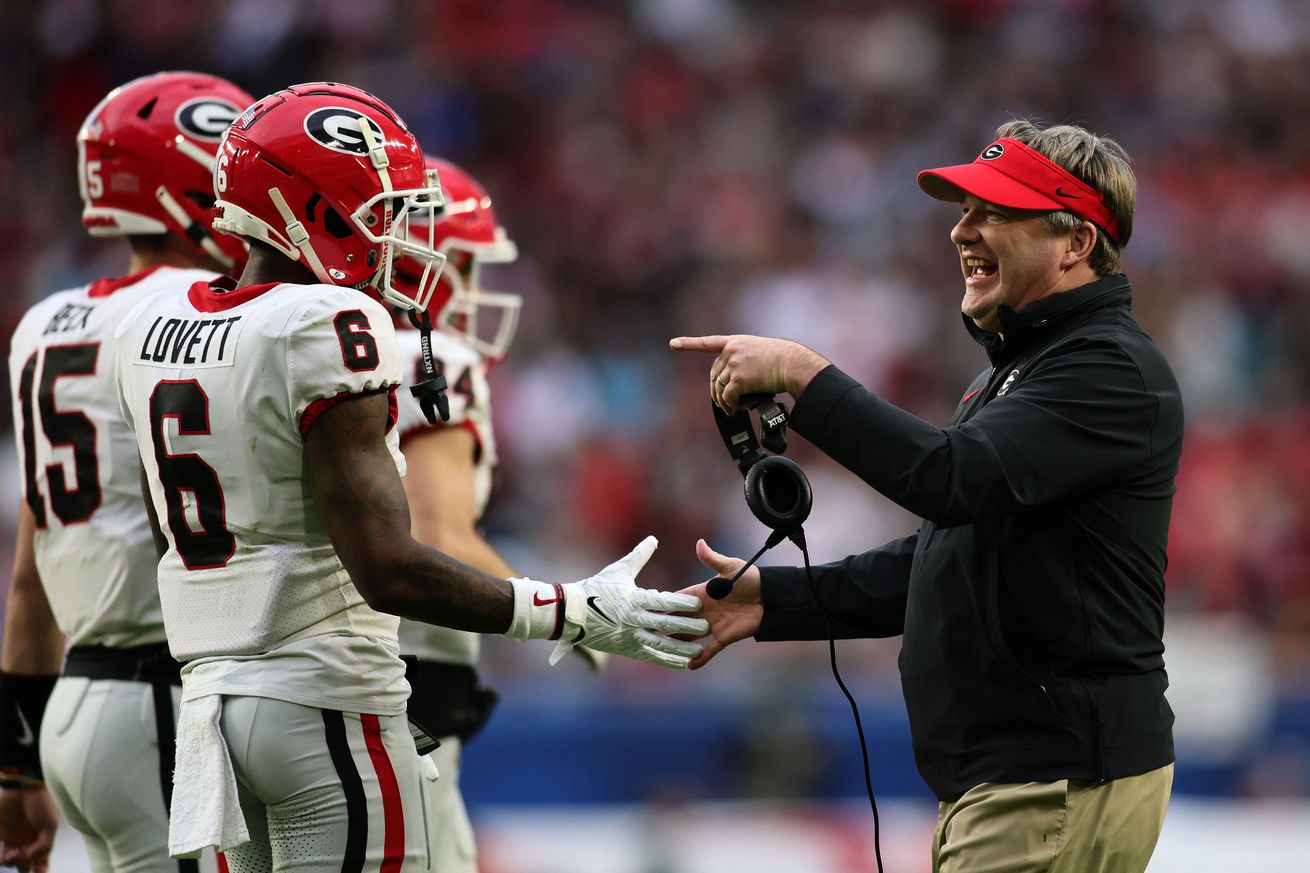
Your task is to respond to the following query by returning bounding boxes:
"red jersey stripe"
[298,386,398,438]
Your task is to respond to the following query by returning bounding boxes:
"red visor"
[917,138,1121,243]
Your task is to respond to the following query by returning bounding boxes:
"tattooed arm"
[305,390,514,633]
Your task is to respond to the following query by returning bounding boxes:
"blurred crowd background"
[4,0,1310,867]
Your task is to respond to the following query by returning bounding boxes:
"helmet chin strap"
[173,136,218,172]
[268,186,333,284]
[155,185,235,271]
[353,120,448,423]
[357,117,394,240]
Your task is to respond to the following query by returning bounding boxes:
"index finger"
[669,335,729,353]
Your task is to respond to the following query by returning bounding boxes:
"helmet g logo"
[304,107,386,155]
[176,99,242,141]
[981,143,1005,160]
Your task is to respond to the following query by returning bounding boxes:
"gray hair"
[995,119,1136,276]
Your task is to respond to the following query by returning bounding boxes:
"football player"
[112,82,707,872]
[391,156,604,873]
[2,71,253,873]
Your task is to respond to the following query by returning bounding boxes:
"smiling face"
[950,195,1085,333]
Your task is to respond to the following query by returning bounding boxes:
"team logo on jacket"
[303,107,386,155]
[997,368,1021,396]
[176,99,242,141]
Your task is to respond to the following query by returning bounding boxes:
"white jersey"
[8,266,217,648]
[394,327,497,667]
[114,278,410,715]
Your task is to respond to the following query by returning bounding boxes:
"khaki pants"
[932,764,1173,873]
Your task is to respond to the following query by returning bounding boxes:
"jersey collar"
[87,264,168,298]
[187,277,281,312]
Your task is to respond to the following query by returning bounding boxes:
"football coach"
[671,119,1182,873]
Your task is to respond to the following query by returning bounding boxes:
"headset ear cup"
[743,455,812,532]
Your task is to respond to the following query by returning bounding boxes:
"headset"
[710,393,885,873]
[708,394,812,599]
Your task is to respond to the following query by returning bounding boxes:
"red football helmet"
[393,157,521,359]
[211,82,445,311]
[78,71,255,273]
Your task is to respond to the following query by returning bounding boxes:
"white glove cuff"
[505,577,567,642]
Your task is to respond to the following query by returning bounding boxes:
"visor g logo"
[981,143,1005,161]
[176,99,242,141]
[304,107,386,155]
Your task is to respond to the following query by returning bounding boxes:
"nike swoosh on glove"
[506,537,709,669]
[553,536,709,668]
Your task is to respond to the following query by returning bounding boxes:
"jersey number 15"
[17,344,101,527]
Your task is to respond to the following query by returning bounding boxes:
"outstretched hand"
[669,334,830,413]
[555,537,710,669]
[675,539,765,670]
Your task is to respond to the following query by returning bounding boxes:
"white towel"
[168,695,250,858]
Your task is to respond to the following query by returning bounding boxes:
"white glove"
[573,645,609,673]
[504,537,709,669]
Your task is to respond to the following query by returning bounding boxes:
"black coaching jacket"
[756,274,1181,800]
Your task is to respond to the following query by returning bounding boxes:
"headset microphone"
[708,394,812,600]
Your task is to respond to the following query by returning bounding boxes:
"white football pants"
[422,738,475,873]
[218,696,428,873]
[40,677,218,873]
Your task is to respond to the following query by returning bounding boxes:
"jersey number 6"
[334,310,379,371]
[149,380,236,570]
